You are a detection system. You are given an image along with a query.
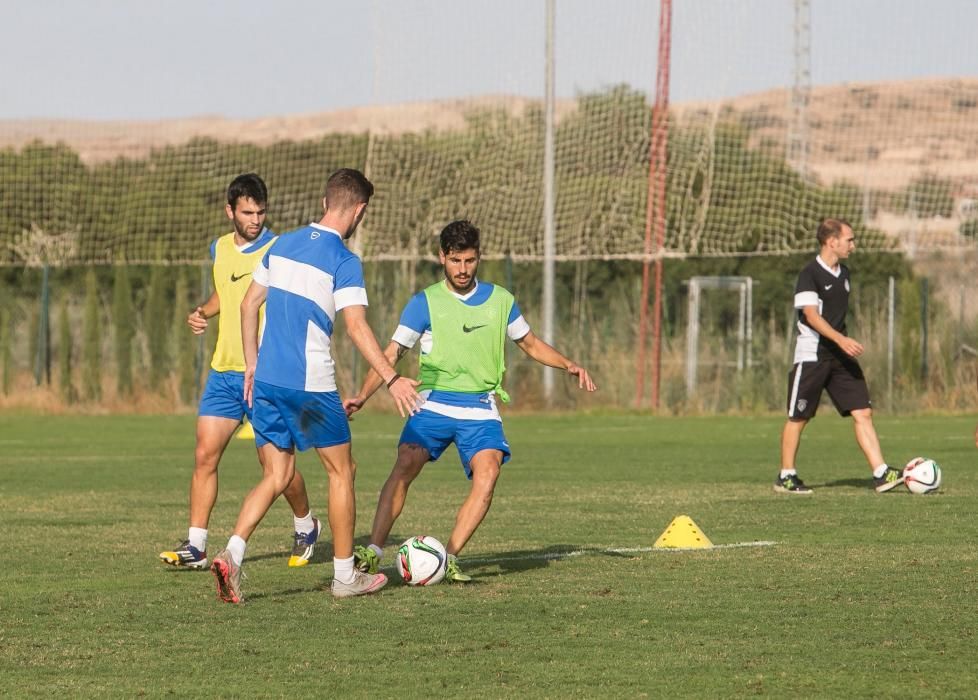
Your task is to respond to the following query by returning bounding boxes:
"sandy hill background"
[2,78,978,324]
[3,78,977,195]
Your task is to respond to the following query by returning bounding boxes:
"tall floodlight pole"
[542,0,556,401]
[787,0,811,178]
[636,0,672,408]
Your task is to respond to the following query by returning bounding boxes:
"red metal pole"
[651,0,671,409]
[636,0,671,409]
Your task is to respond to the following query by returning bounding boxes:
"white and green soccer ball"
[903,457,942,495]
[396,535,447,586]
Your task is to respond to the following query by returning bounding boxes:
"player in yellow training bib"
[159,174,321,571]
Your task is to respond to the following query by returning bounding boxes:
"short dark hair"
[439,219,481,254]
[816,218,852,246]
[227,173,267,210]
[324,168,374,211]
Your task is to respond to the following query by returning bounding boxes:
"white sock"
[873,464,889,479]
[368,544,383,560]
[227,535,247,567]
[779,469,797,479]
[293,512,315,535]
[334,555,356,584]
[188,527,207,552]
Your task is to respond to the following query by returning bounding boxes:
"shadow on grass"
[226,530,446,568]
[232,542,634,602]
[246,584,329,602]
[816,477,876,489]
[204,531,419,569]
[464,543,633,580]
[214,538,622,590]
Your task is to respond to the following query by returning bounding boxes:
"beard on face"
[446,271,475,293]
[234,219,261,241]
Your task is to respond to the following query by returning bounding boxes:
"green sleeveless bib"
[419,281,513,402]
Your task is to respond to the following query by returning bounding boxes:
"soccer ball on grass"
[396,535,447,586]
[903,457,942,495]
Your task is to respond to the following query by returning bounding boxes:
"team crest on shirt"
[797,399,808,412]
[844,279,850,292]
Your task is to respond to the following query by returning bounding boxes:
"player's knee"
[470,479,497,506]
[272,467,296,493]
[485,462,502,482]
[283,468,304,493]
[324,461,355,482]
[193,446,220,472]
[471,462,501,489]
[851,407,874,423]
[393,445,427,479]
[391,461,423,485]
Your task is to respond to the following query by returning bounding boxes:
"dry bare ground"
[0,96,577,165]
[673,77,978,192]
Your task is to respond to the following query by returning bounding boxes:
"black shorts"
[786,355,871,419]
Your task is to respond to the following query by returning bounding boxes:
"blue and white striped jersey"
[252,223,367,392]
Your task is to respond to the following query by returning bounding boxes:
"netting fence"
[2,1,978,412]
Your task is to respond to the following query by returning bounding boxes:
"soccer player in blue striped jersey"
[160,174,320,572]
[209,169,421,603]
[345,219,597,583]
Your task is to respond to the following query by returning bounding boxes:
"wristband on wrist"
[386,373,401,389]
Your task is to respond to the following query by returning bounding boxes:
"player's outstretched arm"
[343,341,410,417]
[341,305,421,417]
[240,281,267,408]
[187,291,219,335]
[515,331,597,392]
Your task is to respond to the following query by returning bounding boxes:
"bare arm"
[187,291,220,335]
[801,306,863,357]
[514,331,597,392]
[341,305,420,417]
[240,281,267,408]
[343,341,411,417]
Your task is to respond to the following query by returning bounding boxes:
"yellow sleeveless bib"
[210,231,276,371]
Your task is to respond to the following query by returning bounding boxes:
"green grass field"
[1,412,976,697]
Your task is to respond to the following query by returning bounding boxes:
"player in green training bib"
[344,220,597,582]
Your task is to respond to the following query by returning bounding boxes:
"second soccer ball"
[903,457,942,495]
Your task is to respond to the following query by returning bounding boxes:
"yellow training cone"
[235,419,255,440]
[653,515,713,549]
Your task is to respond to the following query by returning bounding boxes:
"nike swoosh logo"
[824,284,832,290]
[462,324,487,333]
[231,272,251,282]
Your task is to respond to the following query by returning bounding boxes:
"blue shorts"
[252,380,350,452]
[399,409,511,479]
[199,369,250,421]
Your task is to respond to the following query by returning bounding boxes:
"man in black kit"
[774,218,902,495]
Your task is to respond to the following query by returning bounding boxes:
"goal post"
[685,276,754,396]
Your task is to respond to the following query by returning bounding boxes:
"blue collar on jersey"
[240,228,275,254]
